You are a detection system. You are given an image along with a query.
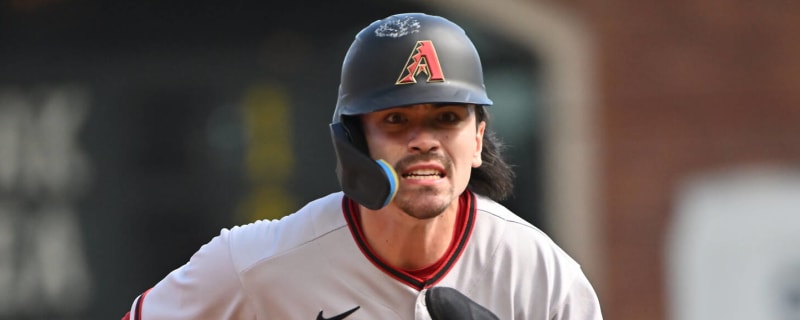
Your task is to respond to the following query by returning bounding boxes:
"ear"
[472,120,486,168]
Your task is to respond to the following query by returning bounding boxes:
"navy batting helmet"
[330,13,493,209]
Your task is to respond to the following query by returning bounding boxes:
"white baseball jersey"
[125,191,602,319]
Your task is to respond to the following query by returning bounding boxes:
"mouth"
[394,154,451,184]
[401,167,446,180]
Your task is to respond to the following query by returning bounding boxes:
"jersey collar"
[341,191,477,290]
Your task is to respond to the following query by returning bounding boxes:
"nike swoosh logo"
[316,306,360,320]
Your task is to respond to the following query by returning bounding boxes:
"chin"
[404,205,447,220]
[394,189,453,220]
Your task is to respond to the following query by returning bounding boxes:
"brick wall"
[563,1,800,319]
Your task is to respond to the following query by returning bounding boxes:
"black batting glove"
[424,287,500,320]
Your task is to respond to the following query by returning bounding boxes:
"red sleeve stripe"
[134,288,152,320]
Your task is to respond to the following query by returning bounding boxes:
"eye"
[384,112,406,124]
[436,110,463,124]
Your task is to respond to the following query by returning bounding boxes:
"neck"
[359,200,459,270]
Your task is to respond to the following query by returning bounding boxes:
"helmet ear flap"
[341,115,368,153]
[330,121,398,210]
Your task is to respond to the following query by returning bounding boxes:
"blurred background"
[0,0,799,319]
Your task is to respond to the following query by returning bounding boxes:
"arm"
[122,229,254,319]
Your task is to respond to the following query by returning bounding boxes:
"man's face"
[360,103,485,219]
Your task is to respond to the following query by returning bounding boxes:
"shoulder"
[473,194,566,253]
[472,193,582,279]
[473,194,536,228]
[223,192,346,270]
[468,195,600,316]
[133,193,348,319]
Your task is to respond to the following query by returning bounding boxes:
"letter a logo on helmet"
[396,40,445,85]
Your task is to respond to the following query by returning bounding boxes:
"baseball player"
[123,13,602,319]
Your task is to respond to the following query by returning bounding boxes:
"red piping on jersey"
[342,191,476,290]
[134,288,152,320]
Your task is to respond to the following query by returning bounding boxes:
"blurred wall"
[556,0,800,319]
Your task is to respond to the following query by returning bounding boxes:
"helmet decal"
[396,40,446,85]
[374,16,421,38]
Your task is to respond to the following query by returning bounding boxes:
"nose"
[407,125,440,153]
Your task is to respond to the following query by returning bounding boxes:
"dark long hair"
[469,106,515,201]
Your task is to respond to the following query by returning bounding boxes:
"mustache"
[393,152,453,175]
